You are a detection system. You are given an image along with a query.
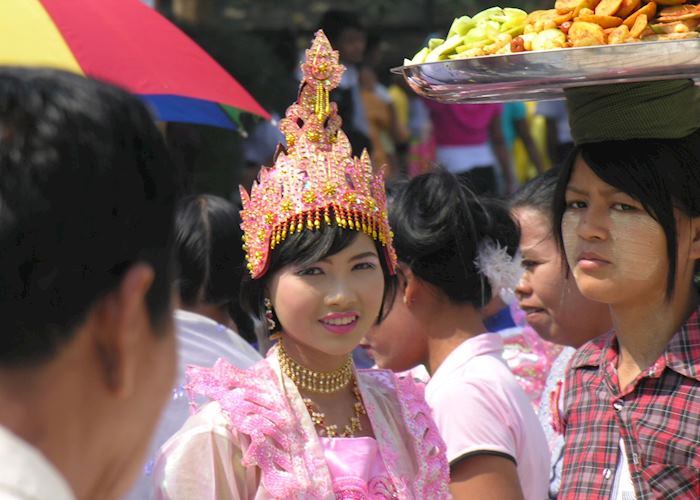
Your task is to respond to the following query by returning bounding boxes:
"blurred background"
[144,0,553,198]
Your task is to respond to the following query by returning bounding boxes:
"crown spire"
[279,30,345,152]
[240,30,396,279]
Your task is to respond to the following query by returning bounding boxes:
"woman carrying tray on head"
[553,80,700,499]
[152,31,450,500]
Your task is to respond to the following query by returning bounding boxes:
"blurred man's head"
[0,67,179,499]
[319,10,367,65]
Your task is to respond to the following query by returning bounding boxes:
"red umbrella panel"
[0,0,270,129]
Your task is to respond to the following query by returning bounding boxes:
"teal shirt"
[501,102,527,148]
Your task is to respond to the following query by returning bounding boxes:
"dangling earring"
[264,298,277,331]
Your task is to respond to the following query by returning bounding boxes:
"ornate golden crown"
[240,30,397,278]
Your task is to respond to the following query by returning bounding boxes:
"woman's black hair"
[510,168,560,216]
[175,194,254,341]
[240,220,398,333]
[552,128,700,300]
[390,169,520,307]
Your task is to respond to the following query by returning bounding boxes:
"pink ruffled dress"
[320,437,395,498]
[501,303,563,408]
[153,345,451,499]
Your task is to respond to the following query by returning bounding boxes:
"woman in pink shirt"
[423,101,513,195]
[362,170,549,499]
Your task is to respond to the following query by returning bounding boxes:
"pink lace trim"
[186,359,320,498]
[359,370,450,499]
[358,370,404,496]
[394,375,451,499]
[333,476,398,499]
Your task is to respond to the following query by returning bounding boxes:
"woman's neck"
[612,287,698,388]
[424,302,489,376]
[279,336,351,373]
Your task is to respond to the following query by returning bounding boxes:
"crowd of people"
[242,10,559,197]
[0,13,699,500]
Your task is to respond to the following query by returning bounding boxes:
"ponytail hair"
[175,194,254,341]
[389,170,519,307]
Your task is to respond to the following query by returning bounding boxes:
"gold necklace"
[303,380,367,438]
[278,341,353,393]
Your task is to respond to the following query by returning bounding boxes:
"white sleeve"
[152,403,254,500]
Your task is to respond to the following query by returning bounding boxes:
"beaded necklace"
[278,342,367,437]
[278,341,353,393]
[303,380,367,438]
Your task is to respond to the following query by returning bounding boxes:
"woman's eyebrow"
[316,251,379,265]
[348,251,379,262]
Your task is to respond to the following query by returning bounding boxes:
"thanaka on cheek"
[562,211,664,281]
[609,211,663,281]
[562,206,668,305]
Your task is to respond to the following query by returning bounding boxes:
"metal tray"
[393,38,700,102]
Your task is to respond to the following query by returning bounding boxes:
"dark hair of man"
[175,194,254,341]
[318,9,365,45]
[390,169,520,307]
[240,222,398,333]
[0,68,178,366]
[510,167,559,216]
[551,129,700,300]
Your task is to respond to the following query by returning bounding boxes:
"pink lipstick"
[319,312,359,335]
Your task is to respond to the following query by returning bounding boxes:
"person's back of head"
[390,169,519,308]
[0,68,178,364]
[0,67,179,499]
[175,194,254,340]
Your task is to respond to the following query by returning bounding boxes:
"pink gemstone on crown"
[239,30,397,279]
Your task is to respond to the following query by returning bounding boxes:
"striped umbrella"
[0,0,270,129]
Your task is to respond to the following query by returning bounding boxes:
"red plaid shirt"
[559,307,700,499]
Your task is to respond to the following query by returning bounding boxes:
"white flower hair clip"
[474,239,523,305]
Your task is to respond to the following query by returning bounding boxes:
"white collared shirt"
[0,425,75,500]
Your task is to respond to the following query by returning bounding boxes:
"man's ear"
[92,263,155,398]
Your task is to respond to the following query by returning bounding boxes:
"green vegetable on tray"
[406,7,528,64]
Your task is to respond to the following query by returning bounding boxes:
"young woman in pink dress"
[152,31,449,500]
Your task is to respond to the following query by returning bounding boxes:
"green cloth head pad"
[565,79,700,145]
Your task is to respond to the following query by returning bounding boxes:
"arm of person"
[514,118,546,174]
[450,453,525,500]
[489,114,515,194]
[153,402,252,500]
